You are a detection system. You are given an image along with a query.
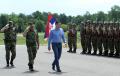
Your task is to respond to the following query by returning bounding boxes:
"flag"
[44,13,56,39]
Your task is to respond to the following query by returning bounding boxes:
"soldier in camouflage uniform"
[114,22,119,57]
[23,22,39,71]
[102,22,109,56]
[108,22,114,57]
[86,21,92,54]
[80,22,87,54]
[0,21,17,67]
[91,22,98,55]
[97,22,103,55]
[67,23,77,53]
[118,22,120,57]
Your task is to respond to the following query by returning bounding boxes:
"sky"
[0,0,120,16]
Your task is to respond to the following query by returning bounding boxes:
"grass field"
[0,32,81,48]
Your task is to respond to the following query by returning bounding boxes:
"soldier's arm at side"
[36,32,39,49]
[75,30,77,41]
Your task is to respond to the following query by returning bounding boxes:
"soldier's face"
[9,22,13,27]
[29,25,34,31]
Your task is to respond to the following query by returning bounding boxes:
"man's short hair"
[55,21,59,25]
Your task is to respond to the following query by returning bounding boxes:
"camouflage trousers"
[81,37,86,52]
[4,41,16,64]
[97,38,103,54]
[27,46,37,66]
[86,37,92,53]
[108,38,114,54]
[114,39,119,54]
[68,38,77,52]
[103,38,108,54]
[92,38,97,53]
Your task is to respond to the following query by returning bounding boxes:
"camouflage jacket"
[4,26,17,42]
[103,29,108,38]
[86,28,92,39]
[68,29,77,38]
[108,29,114,39]
[26,30,39,47]
[80,28,86,39]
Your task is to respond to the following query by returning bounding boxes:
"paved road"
[0,45,120,76]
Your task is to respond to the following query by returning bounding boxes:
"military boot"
[29,65,34,71]
[72,48,76,53]
[28,63,34,71]
[109,52,114,57]
[6,60,9,67]
[67,48,72,53]
[114,52,119,57]
[98,50,102,56]
[92,50,97,55]
[10,59,14,67]
[87,50,91,54]
[103,50,108,56]
[81,49,86,54]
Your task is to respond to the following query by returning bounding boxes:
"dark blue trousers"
[52,43,62,70]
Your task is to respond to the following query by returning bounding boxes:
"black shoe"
[91,52,97,55]
[72,51,76,53]
[52,65,55,71]
[67,50,72,53]
[57,69,61,72]
[103,52,108,56]
[30,68,34,71]
[109,53,114,57]
[98,52,102,56]
[81,51,86,54]
[10,62,14,67]
[6,64,9,67]
[29,64,34,71]
[114,53,119,57]
[67,49,72,52]
[87,52,91,54]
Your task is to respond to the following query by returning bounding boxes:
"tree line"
[0,5,120,33]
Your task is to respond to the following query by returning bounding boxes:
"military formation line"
[80,21,120,57]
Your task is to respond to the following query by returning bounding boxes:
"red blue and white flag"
[44,13,56,39]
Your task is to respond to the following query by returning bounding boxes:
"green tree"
[83,11,91,20]
[59,14,67,24]
[108,5,120,21]
[18,18,24,33]
[97,11,106,21]
[9,13,18,24]
[35,19,45,32]
[61,24,68,32]
[0,14,9,28]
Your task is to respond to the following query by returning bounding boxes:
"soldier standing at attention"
[23,22,39,71]
[91,22,98,55]
[108,22,114,57]
[67,24,73,53]
[67,23,77,53]
[0,21,17,67]
[97,22,103,55]
[86,21,92,54]
[80,22,87,54]
[118,23,120,57]
[103,22,109,56]
[114,22,119,57]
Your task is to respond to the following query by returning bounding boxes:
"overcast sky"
[0,0,120,16]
